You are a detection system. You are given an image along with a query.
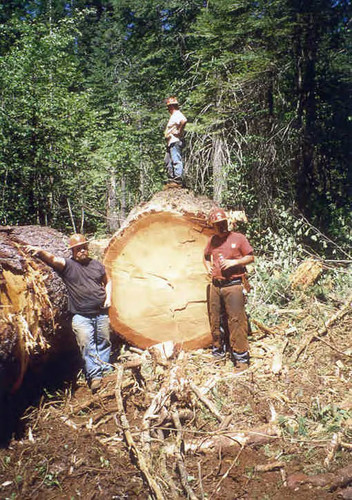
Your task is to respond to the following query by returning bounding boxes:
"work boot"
[234,361,248,372]
[90,378,102,394]
[231,351,249,371]
[212,346,226,359]
[174,176,183,186]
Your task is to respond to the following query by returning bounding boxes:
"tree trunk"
[212,136,228,204]
[120,174,127,224]
[104,188,242,350]
[294,11,319,213]
[0,226,71,394]
[107,168,119,233]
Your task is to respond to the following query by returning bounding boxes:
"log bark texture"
[104,188,246,350]
[0,226,70,393]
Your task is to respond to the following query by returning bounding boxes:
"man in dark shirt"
[203,208,254,370]
[27,234,112,393]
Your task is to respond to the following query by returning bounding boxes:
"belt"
[212,278,242,288]
[72,311,108,318]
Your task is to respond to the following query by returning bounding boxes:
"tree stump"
[0,226,71,393]
[104,188,246,350]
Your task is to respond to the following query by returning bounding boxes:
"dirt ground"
[0,306,351,499]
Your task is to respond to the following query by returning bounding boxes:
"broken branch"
[114,365,164,500]
[190,381,223,422]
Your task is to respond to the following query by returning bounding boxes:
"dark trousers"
[209,284,249,353]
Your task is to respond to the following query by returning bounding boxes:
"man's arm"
[26,246,66,273]
[102,273,112,308]
[203,255,213,278]
[177,117,187,137]
[220,253,254,271]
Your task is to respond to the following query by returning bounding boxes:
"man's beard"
[74,253,90,264]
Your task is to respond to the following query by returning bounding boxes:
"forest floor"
[1,278,351,499]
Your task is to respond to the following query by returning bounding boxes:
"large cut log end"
[104,188,228,350]
[105,210,213,349]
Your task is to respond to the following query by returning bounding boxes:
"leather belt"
[212,278,242,288]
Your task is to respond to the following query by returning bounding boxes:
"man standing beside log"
[26,234,112,393]
[164,96,187,186]
[203,208,254,371]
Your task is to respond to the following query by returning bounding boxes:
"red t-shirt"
[204,232,253,280]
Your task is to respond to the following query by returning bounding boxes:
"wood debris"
[290,259,323,289]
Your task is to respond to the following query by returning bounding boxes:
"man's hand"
[220,258,239,271]
[220,254,255,271]
[206,266,215,278]
[103,297,111,308]
[24,246,65,271]
[203,256,214,278]
[104,280,112,308]
[25,245,41,257]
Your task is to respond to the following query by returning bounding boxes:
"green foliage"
[278,401,351,444]
[99,456,110,468]
[0,14,93,227]
[245,202,352,324]
[35,463,61,489]
[0,0,350,240]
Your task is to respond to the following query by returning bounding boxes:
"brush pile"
[2,291,349,499]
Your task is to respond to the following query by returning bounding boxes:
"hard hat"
[209,207,228,225]
[166,96,179,106]
[68,233,88,249]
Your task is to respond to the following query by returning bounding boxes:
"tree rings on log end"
[104,211,213,350]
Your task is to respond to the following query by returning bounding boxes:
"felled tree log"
[0,226,70,393]
[104,188,247,350]
[287,464,352,492]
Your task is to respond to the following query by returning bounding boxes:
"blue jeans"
[166,141,183,179]
[72,313,112,382]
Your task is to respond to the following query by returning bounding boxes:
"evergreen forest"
[1,0,351,256]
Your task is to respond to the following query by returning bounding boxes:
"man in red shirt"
[203,208,254,370]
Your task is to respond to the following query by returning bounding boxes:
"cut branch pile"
[65,345,285,499]
[3,291,351,499]
[293,293,352,361]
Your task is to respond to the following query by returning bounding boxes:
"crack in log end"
[115,269,175,290]
[179,239,196,244]
[146,273,174,290]
[172,300,207,313]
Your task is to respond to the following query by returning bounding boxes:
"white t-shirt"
[165,110,187,146]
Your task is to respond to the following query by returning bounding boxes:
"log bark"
[163,424,280,455]
[104,188,217,350]
[287,464,352,492]
[0,225,71,393]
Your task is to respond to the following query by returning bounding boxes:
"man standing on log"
[26,234,112,393]
[164,96,187,186]
[203,208,254,371]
